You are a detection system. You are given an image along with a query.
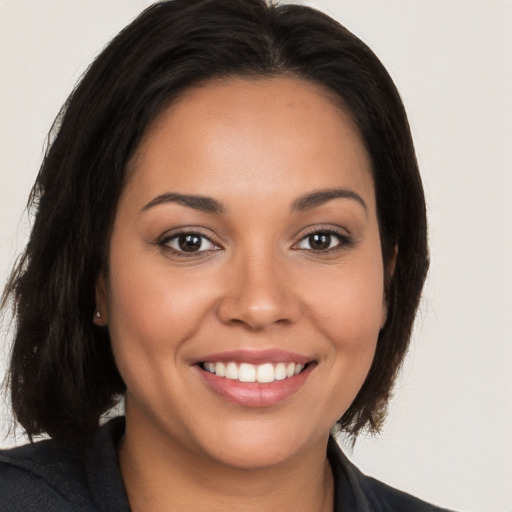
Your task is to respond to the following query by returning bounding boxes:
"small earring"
[95,310,101,319]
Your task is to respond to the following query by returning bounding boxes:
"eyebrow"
[141,192,225,214]
[141,187,367,216]
[291,188,368,213]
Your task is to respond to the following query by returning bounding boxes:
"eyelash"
[293,227,354,253]
[158,227,354,257]
[158,231,221,257]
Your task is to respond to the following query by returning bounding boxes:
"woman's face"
[98,77,387,468]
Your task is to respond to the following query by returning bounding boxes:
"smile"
[200,361,305,383]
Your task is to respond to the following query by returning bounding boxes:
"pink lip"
[195,360,316,408]
[193,349,312,365]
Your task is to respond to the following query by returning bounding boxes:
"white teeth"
[274,362,287,381]
[202,361,307,383]
[225,362,238,380]
[238,363,256,382]
[256,363,274,383]
[215,362,226,377]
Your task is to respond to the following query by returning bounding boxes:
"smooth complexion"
[96,77,388,511]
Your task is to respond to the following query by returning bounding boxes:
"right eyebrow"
[141,192,226,215]
[291,187,368,215]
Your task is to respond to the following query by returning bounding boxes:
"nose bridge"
[217,241,299,329]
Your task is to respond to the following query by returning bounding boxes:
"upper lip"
[192,349,313,365]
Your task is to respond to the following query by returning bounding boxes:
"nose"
[216,251,301,330]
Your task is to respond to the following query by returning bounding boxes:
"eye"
[160,232,219,255]
[295,229,352,252]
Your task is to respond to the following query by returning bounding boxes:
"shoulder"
[0,417,128,512]
[360,474,453,512]
[0,438,95,511]
[327,437,456,512]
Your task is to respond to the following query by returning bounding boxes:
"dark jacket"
[0,417,454,511]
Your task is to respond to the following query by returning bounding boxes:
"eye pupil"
[178,234,202,252]
[309,233,331,250]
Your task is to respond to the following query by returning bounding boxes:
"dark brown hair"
[2,0,428,445]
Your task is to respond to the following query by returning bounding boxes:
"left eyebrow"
[141,192,226,214]
[291,188,368,214]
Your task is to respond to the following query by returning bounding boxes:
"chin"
[203,437,300,470]
[191,416,329,470]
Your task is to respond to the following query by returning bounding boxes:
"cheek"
[319,282,382,380]
[104,256,217,380]
[303,253,384,391]
[292,257,385,430]
[306,259,385,349]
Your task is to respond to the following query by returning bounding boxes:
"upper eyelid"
[162,232,215,244]
[292,226,355,250]
[159,228,220,244]
[294,224,352,240]
[158,230,223,255]
[156,225,353,248]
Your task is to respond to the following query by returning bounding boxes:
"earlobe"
[93,273,109,326]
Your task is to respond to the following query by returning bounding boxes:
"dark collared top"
[0,417,454,511]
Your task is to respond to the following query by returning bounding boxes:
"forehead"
[124,76,374,213]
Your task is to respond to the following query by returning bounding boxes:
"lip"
[193,349,316,408]
[192,348,312,365]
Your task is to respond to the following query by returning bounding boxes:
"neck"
[119,416,334,512]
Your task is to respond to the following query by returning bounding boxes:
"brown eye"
[162,232,218,254]
[296,230,351,252]
[307,233,332,251]
[178,234,202,252]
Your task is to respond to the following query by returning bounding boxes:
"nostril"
[217,296,300,330]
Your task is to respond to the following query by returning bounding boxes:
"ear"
[380,245,398,329]
[93,272,109,326]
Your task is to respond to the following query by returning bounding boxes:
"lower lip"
[196,364,314,408]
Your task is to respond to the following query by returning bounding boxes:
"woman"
[0,0,453,510]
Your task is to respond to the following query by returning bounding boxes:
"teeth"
[256,363,274,383]
[215,362,226,377]
[239,363,256,382]
[202,361,306,383]
[225,362,238,380]
[274,362,287,381]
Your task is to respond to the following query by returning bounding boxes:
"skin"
[96,76,388,511]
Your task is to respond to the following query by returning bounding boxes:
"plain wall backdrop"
[1,1,511,511]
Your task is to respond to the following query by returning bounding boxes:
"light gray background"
[1,1,511,511]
